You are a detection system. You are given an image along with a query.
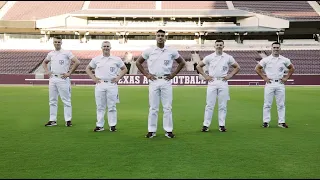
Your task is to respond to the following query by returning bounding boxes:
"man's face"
[214,42,224,51]
[53,38,62,49]
[156,32,166,44]
[272,44,281,55]
[101,42,111,52]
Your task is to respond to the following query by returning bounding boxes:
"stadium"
[0,1,319,178]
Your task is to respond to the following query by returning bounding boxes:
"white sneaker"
[145,132,156,138]
[94,127,105,132]
[45,121,57,127]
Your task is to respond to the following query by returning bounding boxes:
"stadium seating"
[88,1,156,9]
[0,49,319,75]
[232,1,320,21]
[2,1,84,20]
[265,50,320,74]
[0,50,49,74]
[0,1,6,9]
[162,1,228,9]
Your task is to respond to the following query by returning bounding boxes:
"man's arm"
[85,65,100,84]
[255,64,271,83]
[196,61,213,81]
[165,56,186,80]
[42,59,51,77]
[136,55,156,80]
[62,57,80,79]
[223,62,240,81]
[281,64,295,83]
[112,65,128,83]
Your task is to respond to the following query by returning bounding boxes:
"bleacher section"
[0,1,6,9]
[0,50,49,74]
[1,1,84,20]
[162,1,228,9]
[88,1,156,9]
[232,1,320,21]
[1,50,319,75]
[265,50,320,74]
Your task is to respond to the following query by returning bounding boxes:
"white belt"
[155,76,165,79]
[214,77,225,81]
[153,74,170,80]
[269,79,280,83]
[51,74,63,78]
[100,80,116,84]
[102,80,112,83]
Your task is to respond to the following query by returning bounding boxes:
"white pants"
[263,82,286,123]
[203,80,230,127]
[95,82,118,128]
[129,61,138,74]
[148,79,173,132]
[49,76,72,122]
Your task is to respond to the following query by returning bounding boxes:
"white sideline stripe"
[25,79,294,82]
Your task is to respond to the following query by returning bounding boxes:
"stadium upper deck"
[1,1,319,21]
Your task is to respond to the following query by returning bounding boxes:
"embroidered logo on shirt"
[59,60,64,65]
[164,60,169,66]
[110,67,115,72]
[279,67,284,72]
[223,66,228,72]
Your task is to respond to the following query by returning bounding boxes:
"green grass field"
[0,86,319,179]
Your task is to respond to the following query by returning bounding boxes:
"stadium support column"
[314,34,320,42]
[235,32,242,44]
[117,31,127,44]
[195,32,206,45]
[234,32,247,44]
[195,32,199,44]
[276,31,284,43]
[41,30,49,43]
[125,32,129,44]
[199,32,205,44]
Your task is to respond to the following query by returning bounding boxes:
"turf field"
[0,86,319,179]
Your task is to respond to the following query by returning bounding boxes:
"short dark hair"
[157,29,166,34]
[53,36,62,40]
[272,42,281,46]
[215,39,224,44]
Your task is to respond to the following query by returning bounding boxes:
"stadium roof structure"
[43,25,283,33]
[69,9,255,18]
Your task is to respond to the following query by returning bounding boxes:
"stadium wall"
[0,74,320,86]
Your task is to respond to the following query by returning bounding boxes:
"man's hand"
[164,74,175,81]
[146,74,157,81]
[45,71,52,77]
[263,77,271,83]
[204,75,214,82]
[61,72,71,79]
[93,77,101,84]
[223,75,232,82]
[280,77,288,84]
[111,77,120,84]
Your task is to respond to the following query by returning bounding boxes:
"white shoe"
[45,121,57,127]
[94,127,105,132]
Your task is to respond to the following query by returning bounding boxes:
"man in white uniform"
[196,39,240,132]
[42,36,80,127]
[185,59,194,71]
[129,58,138,75]
[191,51,202,73]
[136,29,186,139]
[123,51,133,74]
[85,41,128,132]
[255,42,295,128]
